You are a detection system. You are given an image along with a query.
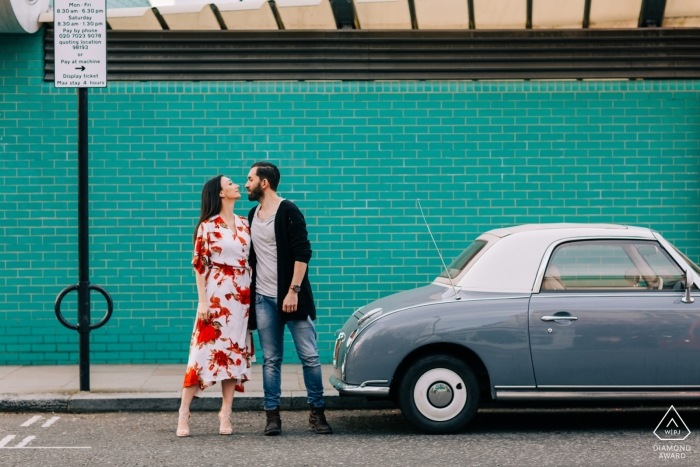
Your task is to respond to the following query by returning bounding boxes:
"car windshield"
[439,240,487,280]
[669,244,700,276]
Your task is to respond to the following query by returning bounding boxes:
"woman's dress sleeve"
[192,222,210,275]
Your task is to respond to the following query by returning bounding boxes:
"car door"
[529,239,700,388]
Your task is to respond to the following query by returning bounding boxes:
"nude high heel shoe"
[177,409,191,437]
[219,410,233,435]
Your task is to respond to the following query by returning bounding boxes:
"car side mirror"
[682,270,695,304]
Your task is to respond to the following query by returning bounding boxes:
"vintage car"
[330,224,700,433]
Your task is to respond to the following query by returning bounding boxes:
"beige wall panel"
[217,0,278,30]
[218,7,278,30]
[473,0,526,29]
[277,0,337,29]
[414,0,469,29]
[664,0,700,27]
[664,17,700,27]
[354,0,412,30]
[589,0,642,28]
[665,0,700,17]
[532,0,585,29]
[159,5,221,30]
[108,8,163,30]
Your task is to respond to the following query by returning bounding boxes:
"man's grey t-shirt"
[251,202,280,298]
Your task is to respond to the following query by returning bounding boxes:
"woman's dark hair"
[252,161,281,191]
[193,175,224,243]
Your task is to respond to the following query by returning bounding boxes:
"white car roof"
[452,224,656,293]
[485,223,650,238]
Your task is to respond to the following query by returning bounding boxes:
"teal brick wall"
[1,30,699,366]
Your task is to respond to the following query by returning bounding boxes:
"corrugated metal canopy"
[43,28,700,81]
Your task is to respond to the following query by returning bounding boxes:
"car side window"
[541,240,685,292]
[439,240,487,280]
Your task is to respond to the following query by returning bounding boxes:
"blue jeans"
[255,294,325,410]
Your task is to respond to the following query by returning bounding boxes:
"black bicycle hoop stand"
[54,88,114,392]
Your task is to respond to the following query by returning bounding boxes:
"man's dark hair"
[252,161,281,191]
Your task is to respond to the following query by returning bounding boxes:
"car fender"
[344,295,535,393]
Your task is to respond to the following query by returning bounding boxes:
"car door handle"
[541,316,578,322]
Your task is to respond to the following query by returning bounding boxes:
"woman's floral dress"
[183,214,255,396]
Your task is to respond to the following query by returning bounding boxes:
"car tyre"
[398,354,480,434]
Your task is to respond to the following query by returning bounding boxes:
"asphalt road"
[1,407,698,466]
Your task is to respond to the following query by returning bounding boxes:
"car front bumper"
[329,375,391,397]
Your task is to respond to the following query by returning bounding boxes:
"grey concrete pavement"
[0,364,392,412]
[0,364,335,394]
[1,408,699,466]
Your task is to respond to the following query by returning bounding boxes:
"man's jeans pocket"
[255,293,263,304]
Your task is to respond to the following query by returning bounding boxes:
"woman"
[177,175,255,437]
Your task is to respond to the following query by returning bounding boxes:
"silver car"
[330,224,700,433]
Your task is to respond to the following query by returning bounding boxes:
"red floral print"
[183,367,199,387]
[183,362,204,389]
[213,217,228,229]
[196,320,221,346]
[192,226,211,275]
[210,349,233,369]
[234,286,250,305]
[209,296,231,323]
[227,339,243,355]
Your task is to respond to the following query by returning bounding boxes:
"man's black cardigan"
[247,200,316,330]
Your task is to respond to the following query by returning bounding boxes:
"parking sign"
[54,0,107,88]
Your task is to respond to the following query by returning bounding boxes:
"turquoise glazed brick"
[1,30,699,366]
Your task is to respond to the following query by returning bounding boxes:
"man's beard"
[247,183,264,202]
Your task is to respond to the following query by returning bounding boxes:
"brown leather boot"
[264,408,281,436]
[308,405,333,434]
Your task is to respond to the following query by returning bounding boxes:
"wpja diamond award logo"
[653,406,692,459]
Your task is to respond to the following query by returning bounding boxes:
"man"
[245,162,332,436]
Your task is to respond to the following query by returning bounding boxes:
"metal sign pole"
[53,0,111,392]
[77,87,91,391]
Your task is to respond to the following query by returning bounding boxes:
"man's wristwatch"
[289,284,301,294]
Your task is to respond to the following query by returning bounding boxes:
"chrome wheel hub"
[427,382,454,408]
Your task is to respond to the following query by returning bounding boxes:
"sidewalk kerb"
[0,393,395,413]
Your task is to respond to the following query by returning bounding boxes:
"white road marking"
[42,417,60,428]
[14,436,35,448]
[20,416,42,427]
[0,435,16,448]
[5,447,92,449]
[6,446,92,449]
[0,433,91,450]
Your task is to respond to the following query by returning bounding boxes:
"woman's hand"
[197,302,210,322]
